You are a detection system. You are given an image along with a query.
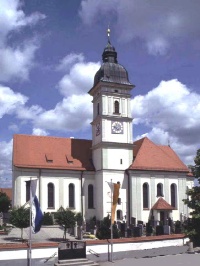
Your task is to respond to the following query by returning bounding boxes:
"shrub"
[43,212,53,225]
[96,215,120,240]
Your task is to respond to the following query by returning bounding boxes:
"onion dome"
[93,29,132,87]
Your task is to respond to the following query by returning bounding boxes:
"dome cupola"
[93,28,132,87]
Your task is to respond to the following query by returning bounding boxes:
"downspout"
[81,171,84,218]
[38,168,41,202]
[125,169,131,226]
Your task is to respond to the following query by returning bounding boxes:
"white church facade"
[12,35,193,225]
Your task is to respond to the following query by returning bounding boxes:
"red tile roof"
[13,134,94,171]
[0,188,12,200]
[152,197,174,210]
[130,137,189,173]
[13,135,189,174]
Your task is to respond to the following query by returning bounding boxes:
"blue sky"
[1,0,200,187]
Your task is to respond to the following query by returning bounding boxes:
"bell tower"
[88,29,134,220]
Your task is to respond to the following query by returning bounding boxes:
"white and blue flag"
[30,179,43,233]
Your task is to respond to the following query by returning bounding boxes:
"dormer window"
[45,153,53,163]
[66,155,73,164]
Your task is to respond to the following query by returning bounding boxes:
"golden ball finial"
[107,26,111,42]
[107,28,110,37]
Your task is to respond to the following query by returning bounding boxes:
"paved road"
[99,253,200,266]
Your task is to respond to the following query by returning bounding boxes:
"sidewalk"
[99,253,200,266]
[0,225,75,244]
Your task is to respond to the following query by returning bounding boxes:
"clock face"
[96,123,100,136]
[111,121,123,134]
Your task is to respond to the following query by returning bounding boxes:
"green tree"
[183,149,200,246]
[75,212,83,226]
[9,206,30,239]
[96,215,120,240]
[0,191,11,213]
[56,207,76,240]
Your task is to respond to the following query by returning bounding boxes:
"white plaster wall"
[13,168,83,215]
[101,171,127,220]
[0,247,58,261]
[95,170,127,220]
[103,148,132,170]
[130,171,190,224]
[13,168,39,207]
[102,93,130,117]
[103,120,131,143]
[86,237,189,255]
[95,171,104,220]
[93,148,102,171]
[83,172,96,220]
[0,238,189,261]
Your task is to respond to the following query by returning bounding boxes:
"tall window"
[69,183,75,208]
[88,184,94,209]
[157,183,163,197]
[171,183,177,208]
[97,103,100,115]
[26,181,30,202]
[114,100,119,113]
[117,210,122,220]
[143,183,149,209]
[48,183,54,208]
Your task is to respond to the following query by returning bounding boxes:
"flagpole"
[110,179,113,262]
[29,177,32,266]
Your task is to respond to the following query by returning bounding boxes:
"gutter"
[125,169,131,226]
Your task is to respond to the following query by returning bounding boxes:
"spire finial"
[107,25,111,43]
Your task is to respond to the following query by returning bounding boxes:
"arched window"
[157,183,163,197]
[69,183,75,208]
[117,210,123,220]
[114,100,119,114]
[48,183,54,208]
[88,184,94,209]
[171,183,177,208]
[143,183,149,209]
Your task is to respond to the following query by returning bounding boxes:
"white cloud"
[56,53,84,71]
[0,139,13,187]
[33,55,100,132]
[132,79,200,164]
[0,85,28,118]
[0,0,46,42]
[79,0,118,25]
[58,59,100,97]
[0,42,38,82]
[0,0,45,81]
[8,123,19,132]
[32,128,49,136]
[79,0,200,55]
[16,104,44,120]
[0,55,99,133]
[35,94,92,132]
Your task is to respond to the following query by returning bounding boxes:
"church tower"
[88,29,134,220]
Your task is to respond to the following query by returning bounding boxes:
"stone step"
[54,258,99,266]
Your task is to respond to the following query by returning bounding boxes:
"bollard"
[188,241,195,253]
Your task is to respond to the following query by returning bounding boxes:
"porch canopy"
[152,197,175,210]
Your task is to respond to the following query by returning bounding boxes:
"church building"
[12,33,193,225]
